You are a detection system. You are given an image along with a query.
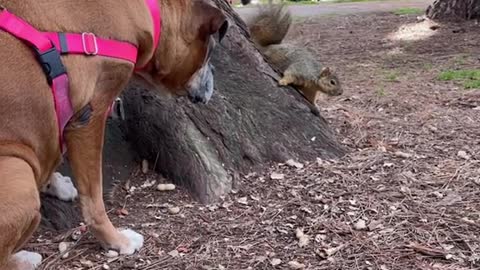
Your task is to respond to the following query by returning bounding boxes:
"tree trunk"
[121,0,345,203]
[426,0,480,21]
[40,0,346,230]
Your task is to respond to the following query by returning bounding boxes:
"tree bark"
[427,0,480,21]
[121,0,346,203]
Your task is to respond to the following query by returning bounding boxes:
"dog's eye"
[330,80,336,85]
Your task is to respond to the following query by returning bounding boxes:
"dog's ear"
[217,20,229,43]
[195,1,228,42]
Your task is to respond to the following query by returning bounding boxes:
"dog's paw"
[117,229,144,255]
[44,172,78,201]
[13,250,42,269]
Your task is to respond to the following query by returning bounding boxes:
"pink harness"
[0,0,161,153]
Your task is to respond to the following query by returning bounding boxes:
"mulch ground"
[33,12,480,270]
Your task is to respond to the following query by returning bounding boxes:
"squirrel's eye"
[330,80,336,85]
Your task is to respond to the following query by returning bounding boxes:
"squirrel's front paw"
[278,78,289,86]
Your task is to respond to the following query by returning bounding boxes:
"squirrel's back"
[262,43,320,77]
[248,4,319,72]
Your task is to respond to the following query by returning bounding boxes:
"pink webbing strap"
[0,10,73,154]
[0,10,51,51]
[45,32,138,64]
[51,74,72,152]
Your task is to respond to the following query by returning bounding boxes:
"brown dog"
[0,0,228,269]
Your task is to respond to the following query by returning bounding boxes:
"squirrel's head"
[317,67,343,96]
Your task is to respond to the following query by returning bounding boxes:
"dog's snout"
[188,93,207,104]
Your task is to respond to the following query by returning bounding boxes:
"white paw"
[118,229,144,255]
[44,172,78,201]
[13,250,42,269]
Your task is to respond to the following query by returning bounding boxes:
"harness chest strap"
[0,1,161,154]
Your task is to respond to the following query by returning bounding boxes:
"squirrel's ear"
[320,67,331,77]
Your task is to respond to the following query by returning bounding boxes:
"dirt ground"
[32,11,480,270]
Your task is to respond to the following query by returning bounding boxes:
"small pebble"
[102,264,110,270]
[288,261,305,269]
[80,259,94,267]
[168,206,181,215]
[285,159,304,169]
[141,159,149,174]
[157,183,176,191]
[271,258,282,266]
[105,250,119,258]
[58,242,72,259]
[270,172,285,180]
[71,230,82,241]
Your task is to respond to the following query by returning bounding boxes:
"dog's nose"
[188,93,206,104]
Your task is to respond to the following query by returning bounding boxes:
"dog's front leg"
[65,111,143,254]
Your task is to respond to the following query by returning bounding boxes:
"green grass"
[454,55,467,65]
[423,63,434,71]
[376,86,387,96]
[392,7,424,15]
[385,71,399,82]
[438,69,480,89]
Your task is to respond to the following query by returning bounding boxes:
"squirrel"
[247,4,343,105]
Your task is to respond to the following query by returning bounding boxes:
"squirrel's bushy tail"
[248,4,292,47]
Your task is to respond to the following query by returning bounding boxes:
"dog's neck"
[134,0,187,73]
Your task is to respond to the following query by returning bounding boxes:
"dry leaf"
[353,219,367,230]
[80,259,94,267]
[438,192,462,206]
[168,250,180,257]
[457,150,470,160]
[368,220,383,231]
[408,243,447,258]
[295,228,310,247]
[250,195,260,201]
[237,197,248,205]
[117,208,129,216]
[394,151,413,158]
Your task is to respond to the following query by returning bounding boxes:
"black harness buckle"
[34,46,67,85]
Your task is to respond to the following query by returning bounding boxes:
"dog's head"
[137,0,228,104]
